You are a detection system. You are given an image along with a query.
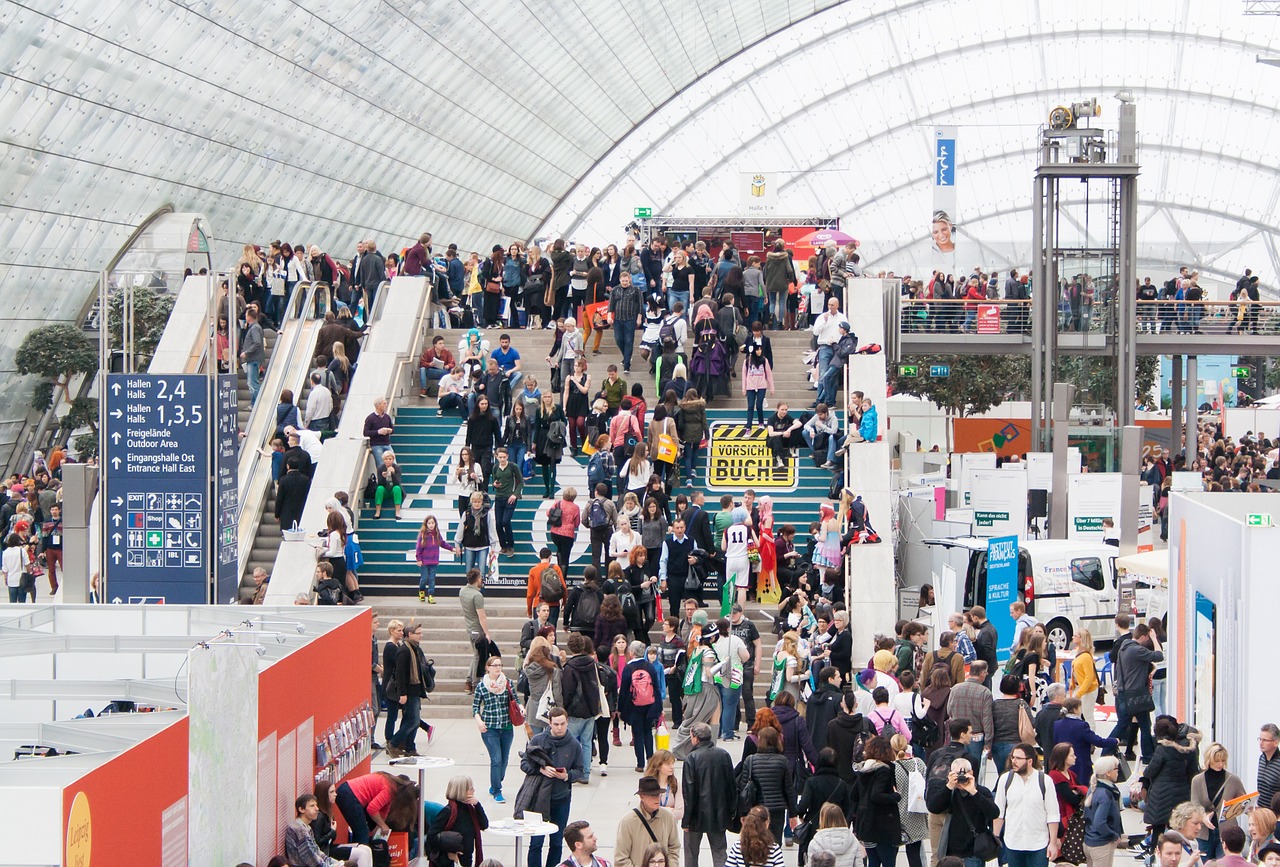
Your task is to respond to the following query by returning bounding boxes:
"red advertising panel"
[976,304,1001,333]
[730,232,765,255]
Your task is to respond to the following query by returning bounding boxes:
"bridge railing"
[897,297,1280,336]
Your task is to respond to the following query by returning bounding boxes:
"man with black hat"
[614,776,681,867]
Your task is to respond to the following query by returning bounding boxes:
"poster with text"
[986,535,1020,659]
[933,127,958,262]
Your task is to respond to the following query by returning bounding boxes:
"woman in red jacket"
[962,278,987,332]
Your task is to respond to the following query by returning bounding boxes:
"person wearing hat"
[431,830,468,867]
[670,610,720,760]
[614,776,681,867]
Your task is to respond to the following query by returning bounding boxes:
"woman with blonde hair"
[1190,742,1245,859]
[1248,807,1278,861]
[888,733,928,867]
[767,631,804,705]
[1071,629,1100,727]
[807,801,858,867]
[328,341,350,394]
[523,634,561,734]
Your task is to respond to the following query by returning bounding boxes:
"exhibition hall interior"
[2,1,1280,865]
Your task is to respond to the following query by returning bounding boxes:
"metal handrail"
[234,281,324,583]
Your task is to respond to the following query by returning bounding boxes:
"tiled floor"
[370,715,1150,867]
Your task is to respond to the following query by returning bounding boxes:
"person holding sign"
[1189,743,1247,860]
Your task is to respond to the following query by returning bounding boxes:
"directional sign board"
[1232,366,1252,378]
[898,364,919,378]
[1247,513,1273,527]
[105,374,209,603]
[929,364,951,378]
[214,374,239,602]
[634,207,652,219]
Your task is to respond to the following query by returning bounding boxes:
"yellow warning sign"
[707,423,798,490]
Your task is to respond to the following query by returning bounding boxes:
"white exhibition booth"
[1168,491,1280,792]
[0,605,371,866]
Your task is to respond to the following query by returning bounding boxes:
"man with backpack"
[564,570,603,638]
[559,633,605,783]
[806,665,844,750]
[586,484,618,572]
[527,548,566,626]
[992,742,1061,867]
[826,693,877,786]
[619,640,663,772]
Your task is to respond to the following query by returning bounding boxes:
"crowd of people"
[292,587,1280,867]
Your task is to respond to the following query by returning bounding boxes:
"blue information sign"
[985,535,1020,661]
[105,374,209,603]
[935,136,955,186]
[929,364,951,378]
[214,374,239,603]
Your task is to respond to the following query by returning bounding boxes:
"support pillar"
[61,463,97,603]
[1185,355,1198,460]
[1050,383,1076,539]
[1119,425,1142,556]
[1031,174,1046,450]
[1116,177,1139,427]
[1171,355,1182,456]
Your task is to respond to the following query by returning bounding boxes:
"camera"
[956,771,971,785]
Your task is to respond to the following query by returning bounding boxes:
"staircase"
[367,596,782,719]
[352,325,842,599]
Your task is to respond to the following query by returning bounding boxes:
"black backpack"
[870,709,897,739]
[572,589,601,629]
[421,657,437,694]
[908,698,940,748]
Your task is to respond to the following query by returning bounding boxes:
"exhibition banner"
[1067,473,1122,541]
[970,468,1028,539]
[707,422,797,490]
[933,127,958,261]
[986,534,1020,659]
[956,451,998,506]
[740,171,779,216]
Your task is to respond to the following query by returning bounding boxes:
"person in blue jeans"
[990,675,1032,781]
[802,403,840,468]
[473,656,516,802]
[520,708,585,867]
[713,618,750,740]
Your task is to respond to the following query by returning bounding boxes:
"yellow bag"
[655,433,678,464]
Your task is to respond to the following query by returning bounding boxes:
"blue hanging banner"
[985,534,1020,661]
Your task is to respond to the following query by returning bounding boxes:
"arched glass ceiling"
[0,0,842,458]
[542,0,1280,295]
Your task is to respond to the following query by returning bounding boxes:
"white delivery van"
[922,537,1168,651]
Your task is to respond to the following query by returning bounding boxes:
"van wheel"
[1046,619,1073,652]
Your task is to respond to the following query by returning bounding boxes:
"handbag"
[1058,808,1088,864]
[507,684,525,726]
[736,756,760,816]
[973,829,1002,862]
[1018,702,1037,744]
[485,273,503,294]
[1114,754,1132,783]
[655,432,679,463]
[1124,690,1156,715]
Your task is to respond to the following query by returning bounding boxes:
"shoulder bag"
[1017,701,1037,744]
[507,683,525,727]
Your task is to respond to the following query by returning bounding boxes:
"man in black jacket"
[826,693,876,786]
[924,756,1001,864]
[559,633,603,783]
[806,666,844,750]
[969,605,999,688]
[1107,614,1164,762]
[389,622,428,757]
[274,463,310,532]
[682,722,734,867]
[357,238,386,310]
[926,719,975,866]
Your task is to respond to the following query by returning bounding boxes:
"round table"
[487,819,561,867]
[388,754,456,864]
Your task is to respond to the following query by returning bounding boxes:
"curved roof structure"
[1,0,1279,456]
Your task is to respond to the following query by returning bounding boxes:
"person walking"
[416,514,454,603]
[1257,724,1280,812]
[1053,698,1117,786]
[710,617,749,741]
[519,708,585,867]
[620,640,663,771]
[456,493,499,582]
[1107,615,1163,763]
[892,733,930,867]
[473,655,517,803]
[949,662,995,782]
[738,725,793,843]
[388,622,429,758]
[993,742,1061,867]
[682,721,735,867]
[459,566,491,692]
[670,611,719,760]
[614,776,681,867]
[549,487,582,580]
[969,607,999,688]
[991,675,1035,778]
[1069,630,1101,729]
[380,619,404,747]
[560,632,605,783]
[727,806,786,867]
[491,448,523,557]
[852,735,904,867]
[1081,756,1124,867]
[1138,716,1202,840]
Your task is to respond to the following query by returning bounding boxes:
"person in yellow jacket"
[1071,629,1101,729]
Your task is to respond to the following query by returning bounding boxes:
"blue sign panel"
[929,364,951,378]
[214,374,239,603]
[105,374,209,603]
[935,136,956,187]
[985,535,1020,660]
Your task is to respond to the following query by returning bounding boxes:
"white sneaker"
[600,763,608,776]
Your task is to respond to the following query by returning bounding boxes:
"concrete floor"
[370,714,1150,867]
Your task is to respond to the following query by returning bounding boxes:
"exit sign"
[930,364,951,377]
[898,364,919,377]
[1247,513,1273,527]
[634,207,652,218]
[1232,365,1252,378]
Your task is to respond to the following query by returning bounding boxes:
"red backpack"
[630,665,656,706]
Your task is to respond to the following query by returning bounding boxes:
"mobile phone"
[555,767,566,774]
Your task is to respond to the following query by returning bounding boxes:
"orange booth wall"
[61,610,373,866]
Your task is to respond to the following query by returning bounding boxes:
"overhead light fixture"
[1114,89,1135,104]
